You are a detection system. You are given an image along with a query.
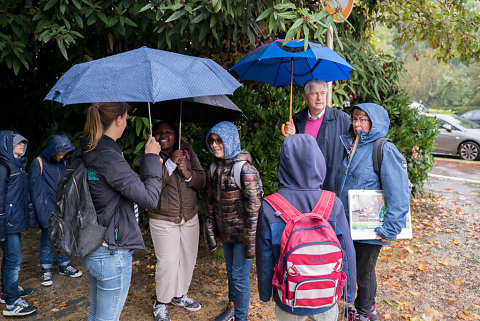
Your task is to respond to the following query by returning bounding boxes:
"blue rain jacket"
[256,134,357,316]
[0,130,35,239]
[337,103,410,245]
[29,135,75,228]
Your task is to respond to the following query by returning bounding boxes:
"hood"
[40,134,75,160]
[278,134,326,189]
[0,130,28,161]
[206,121,241,160]
[351,103,389,142]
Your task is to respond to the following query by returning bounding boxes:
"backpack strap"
[232,160,246,190]
[311,190,336,221]
[373,138,391,179]
[36,156,43,175]
[264,193,302,223]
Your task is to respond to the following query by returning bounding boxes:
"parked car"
[408,101,429,114]
[427,113,480,161]
[460,109,480,125]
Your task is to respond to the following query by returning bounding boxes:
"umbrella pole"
[148,101,152,137]
[281,58,294,137]
[178,101,182,149]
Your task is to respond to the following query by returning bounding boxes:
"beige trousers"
[275,303,339,321]
[149,215,199,303]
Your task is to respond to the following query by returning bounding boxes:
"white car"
[428,113,480,161]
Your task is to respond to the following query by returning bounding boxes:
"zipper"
[50,212,65,236]
[7,204,13,226]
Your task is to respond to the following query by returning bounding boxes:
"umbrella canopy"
[45,46,241,105]
[231,39,353,86]
[130,95,245,123]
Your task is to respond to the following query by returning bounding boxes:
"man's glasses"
[208,138,223,145]
[352,117,370,124]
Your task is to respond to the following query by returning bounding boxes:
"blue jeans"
[223,242,252,321]
[40,228,70,269]
[82,246,133,321]
[1,233,22,305]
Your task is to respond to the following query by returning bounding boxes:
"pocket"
[291,278,338,308]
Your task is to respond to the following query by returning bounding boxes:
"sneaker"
[215,301,235,321]
[171,294,201,312]
[369,304,378,321]
[153,301,170,321]
[0,286,33,304]
[58,265,82,278]
[3,299,38,317]
[41,269,53,286]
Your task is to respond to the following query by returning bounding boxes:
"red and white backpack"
[264,191,346,309]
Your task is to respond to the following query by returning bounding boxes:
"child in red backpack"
[256,134,356,320]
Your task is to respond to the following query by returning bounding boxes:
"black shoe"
[215,302,235,321]
[153,301,170,321]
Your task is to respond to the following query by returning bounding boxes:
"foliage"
[374,0,480,64]
[0,0,442,200]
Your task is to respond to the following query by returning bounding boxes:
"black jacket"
[82,136,162,250]
[293,106,350,193]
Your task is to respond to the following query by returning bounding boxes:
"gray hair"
[304,79,327,95]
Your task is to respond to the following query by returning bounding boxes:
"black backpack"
[48,150,114,257]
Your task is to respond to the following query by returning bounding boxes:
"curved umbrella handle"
[281,123,290,137]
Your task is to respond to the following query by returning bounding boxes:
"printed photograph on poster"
[348,189,412,241]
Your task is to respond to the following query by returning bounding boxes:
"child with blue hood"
[204,121,263,321]
[29,134,82,288]
[0,130,37,317]
[337,103,410,321]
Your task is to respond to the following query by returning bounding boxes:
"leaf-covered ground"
[5,193,480,320]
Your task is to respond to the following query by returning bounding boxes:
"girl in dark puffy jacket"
[204,121,263,321]
[80,102,162,321]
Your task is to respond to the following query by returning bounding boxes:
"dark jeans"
[40,227,70,269]
[223,242,252,321]
[354,242,382,316]
[1,233,22,305]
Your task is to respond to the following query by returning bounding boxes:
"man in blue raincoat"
[0,130,37,317]
[29,134,83,287]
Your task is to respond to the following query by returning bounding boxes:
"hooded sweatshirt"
[204,121,263,259]
[0,130,35,239]
[29,134,75,228]
[256,134,356,315]
[337,103,410,245]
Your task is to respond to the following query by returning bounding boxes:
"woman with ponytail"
[80,102,163,321]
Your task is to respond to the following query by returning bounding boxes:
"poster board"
[348,189,412,240]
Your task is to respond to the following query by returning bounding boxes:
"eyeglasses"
[352,117,370,124]
[208,138,223,145]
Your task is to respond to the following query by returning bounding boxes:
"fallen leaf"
[427,309,444,317]
[438,259,449,266]
[417,264,427,271]
[454,280,464,285]
[204,277,214,283]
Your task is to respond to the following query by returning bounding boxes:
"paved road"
[424,157,480,199]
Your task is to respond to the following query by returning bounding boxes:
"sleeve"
[102,153,163,209]
[185,148,206,191]
[374,143,410,240]
[203,164,217,250]
[28,158,48,224]
[329,198,357,303]
[241,163,263,259]
[256,202,275,302]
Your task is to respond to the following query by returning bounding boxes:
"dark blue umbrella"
[231,39,353,135]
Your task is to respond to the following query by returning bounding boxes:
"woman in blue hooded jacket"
[29,134,82,287]
[337,103,410,321]
[256,134,356,321]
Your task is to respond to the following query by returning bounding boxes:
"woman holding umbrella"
[80,102,162,321]
[148,121,205,321]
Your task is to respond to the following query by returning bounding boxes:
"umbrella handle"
[281,123,290,137]
[281,58,294,137]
